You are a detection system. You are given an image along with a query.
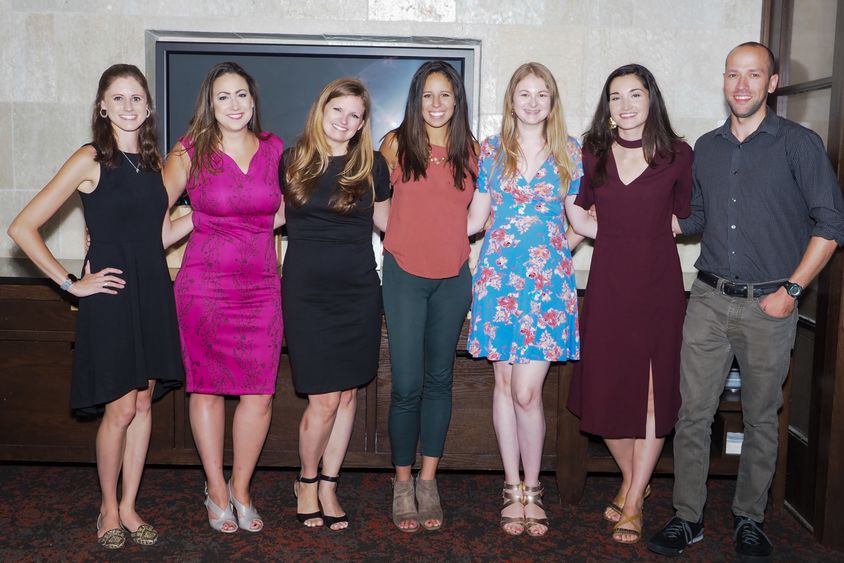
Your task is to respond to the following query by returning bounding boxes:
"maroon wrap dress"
[567,141,692,438]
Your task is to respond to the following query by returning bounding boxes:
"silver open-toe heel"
[205,483,238,533]
[228,479,263,532]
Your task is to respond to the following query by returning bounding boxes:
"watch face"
[786,283,802,297]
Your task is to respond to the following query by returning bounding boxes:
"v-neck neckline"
[518,154,553,186]
[610,149,648,187]
[223,138,261,176]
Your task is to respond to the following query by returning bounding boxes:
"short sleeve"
[373,152,391,202]
[566,138,583,197]
[477,136,497,194]
[574,146,595,209]
[672,142,693,218]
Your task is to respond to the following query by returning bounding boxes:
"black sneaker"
[734,516,773,561]
[647,515,704,557]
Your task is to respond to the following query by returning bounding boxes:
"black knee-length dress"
[71,150,184,415]
[280,151,391,395]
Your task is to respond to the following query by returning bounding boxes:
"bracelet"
[59,273,78,291]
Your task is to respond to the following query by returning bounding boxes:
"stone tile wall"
[0,0,763,268]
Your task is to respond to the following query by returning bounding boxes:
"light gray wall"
[0,0,764,267]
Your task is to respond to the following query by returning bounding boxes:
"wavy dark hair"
[183,61,266,179]
[391,61,477,190]
[91,64,162,170]
[583,64,682,187]
[285,78,375,213]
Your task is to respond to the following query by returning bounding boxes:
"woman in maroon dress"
[566,64,692,544]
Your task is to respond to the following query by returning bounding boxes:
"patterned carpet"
[0,463,841,562]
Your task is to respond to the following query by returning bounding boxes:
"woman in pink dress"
[164,62,284,534]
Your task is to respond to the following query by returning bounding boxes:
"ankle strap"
[297,474,319,484]
[319,474,340,482]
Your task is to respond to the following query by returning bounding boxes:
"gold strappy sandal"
[522,483,549,537]
[500,482,525,536]
[604,483,651,522]
[613,510,643,544]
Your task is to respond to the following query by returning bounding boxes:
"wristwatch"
[781,280,804,298]
[59,273,78,292]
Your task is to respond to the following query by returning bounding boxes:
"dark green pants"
[382,252,472,466]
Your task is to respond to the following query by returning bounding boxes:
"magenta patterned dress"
[174,133,283,395]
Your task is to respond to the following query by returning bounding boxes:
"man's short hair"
[729,42,778,75]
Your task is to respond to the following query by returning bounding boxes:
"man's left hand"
[758,287,797,318]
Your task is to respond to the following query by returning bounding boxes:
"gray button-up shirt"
[679,110,844,283]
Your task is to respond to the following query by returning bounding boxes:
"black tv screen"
[149,32,480,154]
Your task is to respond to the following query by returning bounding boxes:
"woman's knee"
[242,394,274,416]
[512,386,541,410]
[308,392,342,420]
[105,397,138,428]
[338,389,357,410]
[391,373,423,405]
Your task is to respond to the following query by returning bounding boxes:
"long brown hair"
[91,64,162,170]
[497,62,577,197]
[183,62,265,178]
[285,78,375,213]
[583,64,682,187]
[391,61,477,190]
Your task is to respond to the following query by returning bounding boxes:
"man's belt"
[697,271,783,298]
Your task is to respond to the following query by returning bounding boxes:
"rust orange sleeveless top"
[383,144,476,278]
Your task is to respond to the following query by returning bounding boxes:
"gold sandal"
[522,483,549,537]
[500,482,525,536]
[603,483,651,522]
[612,511,643,544]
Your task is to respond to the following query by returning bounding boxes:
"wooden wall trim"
[810,0,844,550]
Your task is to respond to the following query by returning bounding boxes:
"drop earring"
[609,117,617,129]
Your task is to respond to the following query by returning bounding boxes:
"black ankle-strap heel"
[294,474,322,526]
[319,474,349,530]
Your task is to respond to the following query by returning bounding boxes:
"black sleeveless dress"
[280,151,391,395]
[71,150,184,415]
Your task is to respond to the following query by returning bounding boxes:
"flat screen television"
[147,31,481,155]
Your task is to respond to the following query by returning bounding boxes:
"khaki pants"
[673,278,797,523]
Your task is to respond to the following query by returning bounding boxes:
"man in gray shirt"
[648,42,844,561]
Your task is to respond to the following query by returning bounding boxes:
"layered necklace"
[120,150,141,173]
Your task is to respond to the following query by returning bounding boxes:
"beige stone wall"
[0,0,763,266]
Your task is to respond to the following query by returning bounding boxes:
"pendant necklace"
[120,150,140,173]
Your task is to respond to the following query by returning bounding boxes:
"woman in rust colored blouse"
[379,61,478,533]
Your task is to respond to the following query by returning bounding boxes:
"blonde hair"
[285,78,375,212]
[497,62,576,197]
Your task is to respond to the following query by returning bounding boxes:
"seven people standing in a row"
[8,41,844,562]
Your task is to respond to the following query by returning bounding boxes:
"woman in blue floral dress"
[467,62,582,537]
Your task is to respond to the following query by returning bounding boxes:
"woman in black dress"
[281,78,390,530]
[7,64,190,549]
[566,64,692,543]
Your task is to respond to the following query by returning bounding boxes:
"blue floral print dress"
[467,135,582,363]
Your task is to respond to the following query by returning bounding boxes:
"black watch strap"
[781,280,803,298]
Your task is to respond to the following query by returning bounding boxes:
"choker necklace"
[615,135,643,149]
[120,150,140,173]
